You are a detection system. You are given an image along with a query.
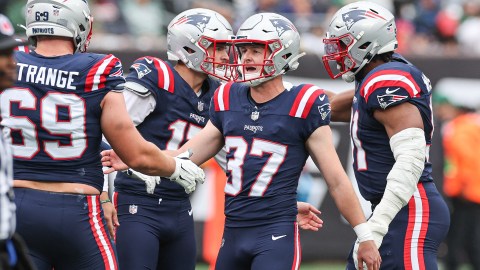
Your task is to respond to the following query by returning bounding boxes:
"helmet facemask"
[197,36,236,81]
[322,33,356,80]
[232,39,282,86]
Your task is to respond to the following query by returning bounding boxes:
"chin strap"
[342,72,355,83]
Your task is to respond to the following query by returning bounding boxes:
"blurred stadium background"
[4,0,480,268]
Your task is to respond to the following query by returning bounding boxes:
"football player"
[110,8,233,270]
[322,2,450,269]
[103,12,380,270]
[0,1,204,269]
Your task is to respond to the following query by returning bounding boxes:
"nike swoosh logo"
[319,95,326,101]
[271,235,287,241]
[145,58,153,64]
[385,87,400,94]
[188,209,193,216]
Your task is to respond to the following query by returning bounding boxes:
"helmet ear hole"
[359,42,371,50]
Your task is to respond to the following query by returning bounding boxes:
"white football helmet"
[25,0,93,53]
[167,8,234,81]
[322,1,397,82]
[233,13,304,86]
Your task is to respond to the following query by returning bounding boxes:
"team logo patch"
[132,63,151,79]
[109,62,124,77]
[197,101,204,112]
[171,14,211,33]
[129,204,138,214]
[269,18,297,36]
[342,9,386,30]
[251,111,260,121]
[377,94,408,109]
[318,103,331,120]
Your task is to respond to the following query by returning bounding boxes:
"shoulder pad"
[124,81,151,97]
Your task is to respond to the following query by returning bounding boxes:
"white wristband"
[353,223,373,243]
[102,167,109,192]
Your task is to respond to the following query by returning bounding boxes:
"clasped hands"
[101,149,205,194]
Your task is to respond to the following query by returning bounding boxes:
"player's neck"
[175,64,207,93]
[35,38,75,57]
[249,76,285,103]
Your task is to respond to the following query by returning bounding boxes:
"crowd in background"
[1,0,480,56]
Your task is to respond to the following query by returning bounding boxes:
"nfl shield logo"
[129,204,138,214]
[197,101,204,112]
[251,111,259,121]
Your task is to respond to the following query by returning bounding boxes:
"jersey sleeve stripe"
[214,82,232,111]
[361,70,421,101]
[290,85,323,118]
[289,84,312,117]
[152,58,175,93]
[85,54,116,92]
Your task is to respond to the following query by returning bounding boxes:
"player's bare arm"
[176,121,225,166]
[101,91,176,176]
[329,89,355,122]
[306,125,381,270]
[373,102,424,136]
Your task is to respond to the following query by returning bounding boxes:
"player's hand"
[126,169,161,194]
[168,150,205,194]
[367,219,386,250]
[100,192,119,239]
[101,150,129,173]
[296,201,323,231]
[353,239,381,270]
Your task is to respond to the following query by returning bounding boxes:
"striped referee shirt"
[0,130,15,240]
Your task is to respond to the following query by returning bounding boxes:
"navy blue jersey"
[115,57,219,199]
[0,51,124,191]
[210,82,330,227]
[351,54,434,202]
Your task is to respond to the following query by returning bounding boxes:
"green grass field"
[195,262,473,270]
[195,262,346,270]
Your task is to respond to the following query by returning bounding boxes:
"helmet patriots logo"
[172,14,211,33]
[269,19,296,36]
[342,10,386,30]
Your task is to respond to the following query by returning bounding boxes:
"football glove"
[124,169,161,194]
[168,150,205,194]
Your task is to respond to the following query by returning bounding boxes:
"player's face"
[207,43,230,71]
[0,48,17,90]
[238,44,270,76]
